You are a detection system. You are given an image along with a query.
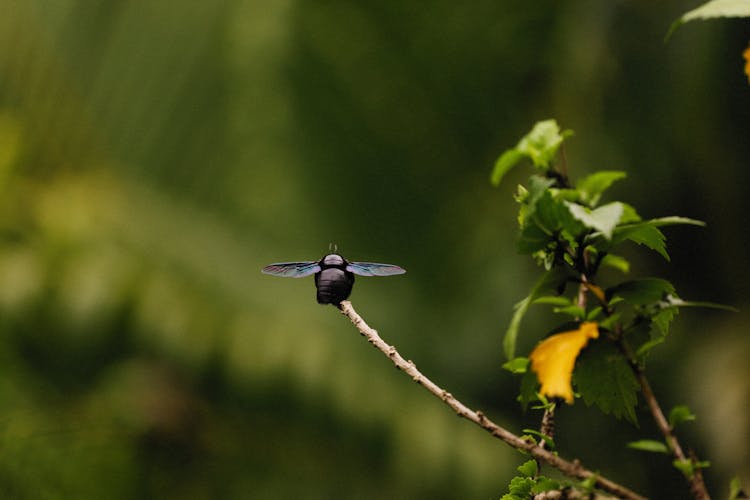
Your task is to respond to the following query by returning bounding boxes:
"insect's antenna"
[329,242,338,253]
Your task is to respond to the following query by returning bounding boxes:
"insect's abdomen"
[315,268,354,304]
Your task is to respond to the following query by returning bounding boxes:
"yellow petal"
[744,43,750,85]
[529,322,599,404]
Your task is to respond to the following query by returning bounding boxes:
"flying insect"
[262,253,406,305]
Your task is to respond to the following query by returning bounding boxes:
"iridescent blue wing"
[262,261,321,277]
[346,262,406,276]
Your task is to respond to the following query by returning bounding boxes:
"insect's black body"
[314,254,355,304]
[261,252,405,306]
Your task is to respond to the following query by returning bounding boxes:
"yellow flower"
[529,322,599,404]
[744,43,750,85]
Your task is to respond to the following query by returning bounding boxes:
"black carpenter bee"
[262,252,405,305]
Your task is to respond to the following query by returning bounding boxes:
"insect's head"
[322,253,346,266]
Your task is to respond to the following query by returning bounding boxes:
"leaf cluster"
[494,120,728,423]
[500,458,607,500]
[500,460,564,500]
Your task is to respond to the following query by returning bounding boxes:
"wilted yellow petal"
[529,322,599,404]
[744,43,750,84]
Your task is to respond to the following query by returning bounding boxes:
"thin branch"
[589,261,710,499]
[619,339,711,500]
[339,300,647,500]
[638,372,710,500]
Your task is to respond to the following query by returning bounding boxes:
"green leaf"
[491,149,525,186]
[672,458,710,479]
[532,393,552,409]
[533,295,571,306]
[523,175,557,204]
[522,429,556,450]
[491,120,572,186]
[669,405,696,428]
[672,458,695,478]
[609,216,704,259]
[503,476,536,499]
[586,306,603,321]
[517,459,538,477]
[517,179,556,248]
[566,201,624,239]
[519,368,540,410]
[553,305,586,319]
[600,253,630,273]
[503,357,530,374]
[575,340,640,424]
[598,312,622,331]
[636,306,679,359]
[505,296,534,361]
[576,170,627,206]
[527,190,571,235]
[612,222,669,259]
[503,268,568,359]
[517,176,586,258]
[517,222,554,255]
[517,119,572,169]
[635,337,666,359]
[619,203,642,224]
[514,183,529,202]
[579,475,598,492]
[652,305,679,337]
[729,476,746,500]
[531,477,561,494]
[648,216,705,228]
[554,188,580,202]
[682,0,750,21]
[668,0,750,39]
[628,439,669,454]
[606,278,676,305]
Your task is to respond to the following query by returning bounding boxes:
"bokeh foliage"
[0,1,748,498]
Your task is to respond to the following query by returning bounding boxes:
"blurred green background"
[0,1,748,498]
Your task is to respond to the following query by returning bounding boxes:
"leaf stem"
[339,300,647,500]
